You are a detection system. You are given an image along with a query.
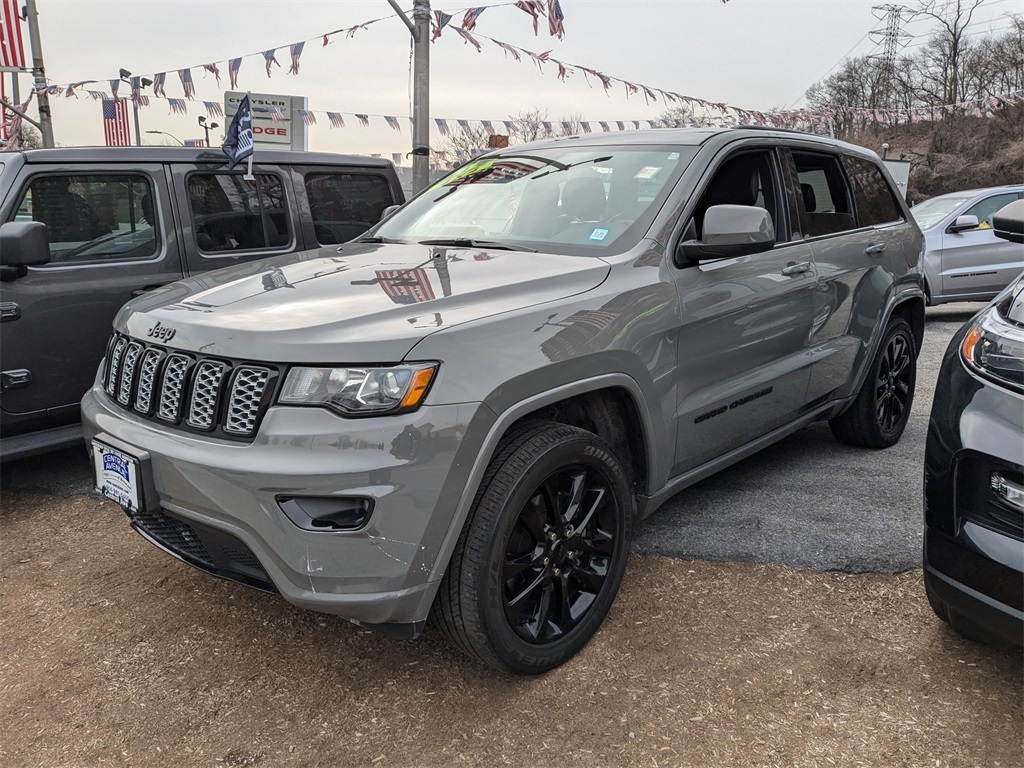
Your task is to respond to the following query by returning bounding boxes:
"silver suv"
[82,128,925,674]
[910,185,1024,305]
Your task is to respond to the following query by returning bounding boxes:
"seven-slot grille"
[103,333,275,439]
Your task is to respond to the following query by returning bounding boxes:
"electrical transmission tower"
[871,4,913,111]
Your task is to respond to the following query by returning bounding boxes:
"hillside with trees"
[806,0,1023,201]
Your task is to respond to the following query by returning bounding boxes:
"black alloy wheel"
[830,316,917,448]
[434,421,633,675]
[502,464,618,643]
[875,331,913,436]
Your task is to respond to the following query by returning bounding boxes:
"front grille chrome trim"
[186,361,228,430]
[103,332,276,440]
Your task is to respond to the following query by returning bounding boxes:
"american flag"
[434,118,449,136]
[327,111,345,128]
[355,113,369,127]
[560,120,571,133]
[375,269,435,305]
[461,7,486,32]
[431,11,452,41]
[616,121,625,131]
[168,98,187,115]
[547,0,565,39]
[109,79,120,98]
[202,63,221,85]
[267,106,285,122]
[384,115,401,131]
[288,41,304,75]
[178,68,195,99]
[152,72,166,97]
[0,0,26,69]
[102,99,131,146]
[514,0,541,36]
[297,108,315,126]
[184,139,206,147]
[457,119,471,133]
[480,120,494,135]
[203,101,223,118]
[263,49,280,77]
[503,120,515,134]
[455,27,482,52]
[86,90,108,101]
[541,121,553,134]
[581,122,592,134]
[647,120,658,129]
[599,121,610,132]
[228,58,242,89]
[632,120,640,130]
[130,76,141,101]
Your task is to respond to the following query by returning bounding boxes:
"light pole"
[198,116,219,146]
[145,129,183,146]
[119,68,152,146]
[386,0,430,194]
[25,0,54,147]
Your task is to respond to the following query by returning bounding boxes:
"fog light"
[278,496,373,532]
[990,473,1024,513]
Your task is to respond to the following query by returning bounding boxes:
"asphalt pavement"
[0,303,981,574]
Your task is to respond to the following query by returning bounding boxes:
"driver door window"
[962,193,1019,231]
[691,150,783,242]
[14,174,158,264]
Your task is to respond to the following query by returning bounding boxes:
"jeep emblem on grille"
[147,322,176,343]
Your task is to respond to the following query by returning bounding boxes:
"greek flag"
[223,94,253,171]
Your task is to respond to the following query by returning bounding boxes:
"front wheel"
[830,316,917,448]
[434,422,633,674]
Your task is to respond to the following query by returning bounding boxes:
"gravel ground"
[2,301,1022,767]
[0,487,1020,767]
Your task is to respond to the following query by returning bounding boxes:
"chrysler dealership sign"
[225,92,308,151]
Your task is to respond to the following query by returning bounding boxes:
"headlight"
[279,363,437,416]
[961,305,1024,393]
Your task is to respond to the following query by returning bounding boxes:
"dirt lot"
[1,488,1021,767]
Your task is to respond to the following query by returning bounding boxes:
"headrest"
[801,183,817,213]
[561,176,607,222]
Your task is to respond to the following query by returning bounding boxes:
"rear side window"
[791,152,856,238]
[13,174,158,264]
[843,156,903,227]
[304,173,394,245]
[187,173,289,254]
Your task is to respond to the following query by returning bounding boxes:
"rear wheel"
[830,317,916,448]
[434,422,633,674]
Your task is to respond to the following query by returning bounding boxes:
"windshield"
[372,146,696,255]
[911,195,972,230]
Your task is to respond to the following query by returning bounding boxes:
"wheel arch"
[427,373,658,586]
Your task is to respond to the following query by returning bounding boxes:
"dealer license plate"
[92,440,142,513]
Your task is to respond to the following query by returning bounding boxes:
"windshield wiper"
[351,235,407,244]
[418,238,538,252]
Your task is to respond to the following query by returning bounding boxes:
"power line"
[871,4,914,109]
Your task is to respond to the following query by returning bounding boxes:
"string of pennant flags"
[33,0,1019,139]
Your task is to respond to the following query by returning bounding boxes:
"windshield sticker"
[635,166,662,180]
[589,228,610,241]
[668,152,680,160]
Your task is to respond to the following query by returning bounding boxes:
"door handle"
[865,243,887,256]
[131,283,169,297]
[781,261,812,276]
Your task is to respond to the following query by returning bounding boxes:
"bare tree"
[913,0,988,105]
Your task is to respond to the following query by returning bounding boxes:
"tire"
[830,317,917,449]
[434,421,634,675]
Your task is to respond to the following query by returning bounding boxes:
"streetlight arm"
[385,0,420,41]
[0,98,42,129]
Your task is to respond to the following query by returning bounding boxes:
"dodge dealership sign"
[225,91,308,151]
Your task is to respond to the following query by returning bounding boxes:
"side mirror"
[677,204,775,264]
[949,214,979,233]
[0,221,50,276]
[380,204,401,223]
[992,199,1024,244]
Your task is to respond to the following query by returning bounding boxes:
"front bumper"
[83,383,483,633]
[923,325,1023,646]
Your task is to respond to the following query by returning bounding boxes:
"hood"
[120,243,610,363]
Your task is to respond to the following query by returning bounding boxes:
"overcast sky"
[17,0,1023,157]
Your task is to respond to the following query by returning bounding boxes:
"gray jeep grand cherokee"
[82,127,925,674]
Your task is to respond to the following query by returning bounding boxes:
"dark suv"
[0,147,404,460]
[82,128,925,673]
